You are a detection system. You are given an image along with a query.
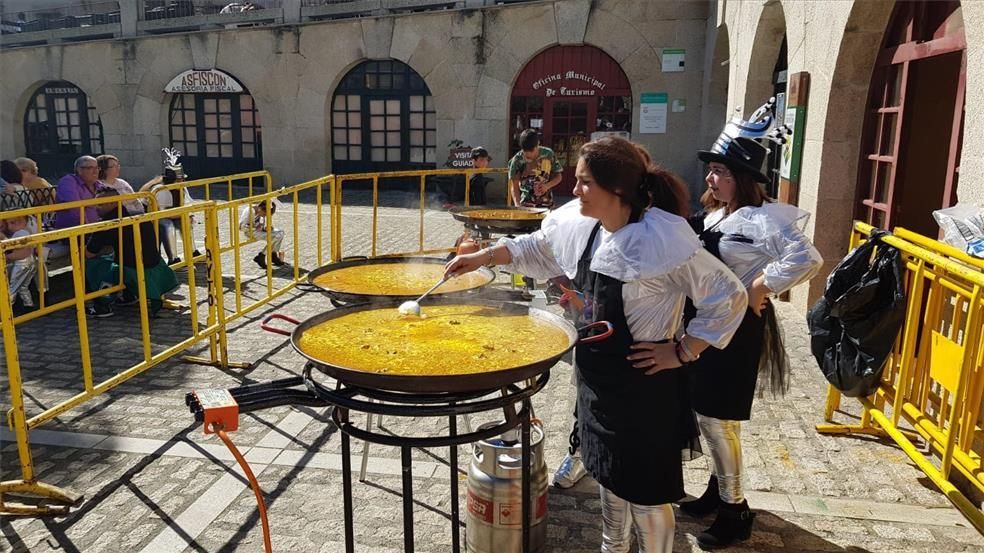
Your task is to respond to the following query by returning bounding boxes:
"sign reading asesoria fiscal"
[165,69,244,93]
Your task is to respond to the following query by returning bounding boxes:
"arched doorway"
[766,37,788,198]
[330,60,436,174]
[855,1,965,235]
[510,45,632,195]
[24,81,104,180]
[166,69,263,179]
[744,2,787,197]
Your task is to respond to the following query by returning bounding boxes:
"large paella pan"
[262,298,612,393]
[449,206,548,235]
[306,256,495,304]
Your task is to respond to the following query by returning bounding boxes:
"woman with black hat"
[447,136,748,552]
[680,101,823,548]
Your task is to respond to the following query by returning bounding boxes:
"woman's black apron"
[686,215,767,421]
[574,223,699,506]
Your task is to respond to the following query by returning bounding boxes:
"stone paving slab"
[2,196,983,552]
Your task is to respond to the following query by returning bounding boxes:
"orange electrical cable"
[212,423,273,553]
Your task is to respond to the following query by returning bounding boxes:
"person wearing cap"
[508,129,562,208]
[468,146,492,206]
[678,101,823,548]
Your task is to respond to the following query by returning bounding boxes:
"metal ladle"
[398,275,451,317]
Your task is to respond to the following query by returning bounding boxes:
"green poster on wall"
[780,105,807,182]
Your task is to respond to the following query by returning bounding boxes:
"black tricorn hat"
[698,98,790,184]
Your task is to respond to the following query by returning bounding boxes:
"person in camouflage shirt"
[508,129,563,207]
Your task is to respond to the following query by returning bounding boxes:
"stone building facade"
[0,0,709,196]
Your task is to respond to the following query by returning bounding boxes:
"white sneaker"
[552,452,587,489]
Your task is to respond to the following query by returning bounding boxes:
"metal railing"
[139,0,283,20]
[1,1,120,34]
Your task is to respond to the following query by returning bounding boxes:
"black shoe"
[87,304,115,318]
[168,257,182,266]
[696,499,755,549]
[271,253,286,267]
[679,475,719,517]
[116,292,139,307]
[253,253,267,269]
[192,249,202,258]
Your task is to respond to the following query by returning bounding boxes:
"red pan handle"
[261,314,301,336]
[576,321,614,344]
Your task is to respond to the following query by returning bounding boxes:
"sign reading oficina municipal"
[165,69,244,93]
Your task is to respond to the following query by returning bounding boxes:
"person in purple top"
[53,156,104,230]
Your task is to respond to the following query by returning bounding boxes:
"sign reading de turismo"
[529,70,609,97]
[165,69,244,93]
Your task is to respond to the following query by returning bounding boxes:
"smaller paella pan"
[306,256,495,304]
[449,206,548,235]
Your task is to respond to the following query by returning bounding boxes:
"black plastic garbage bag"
[807,230,907,397]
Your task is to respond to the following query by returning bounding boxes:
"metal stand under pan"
[301,362,548,553]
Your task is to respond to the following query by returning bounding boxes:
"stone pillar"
[283,0,302,24]
[119,0,139,38]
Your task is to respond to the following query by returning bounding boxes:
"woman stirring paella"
[445,136,748,553]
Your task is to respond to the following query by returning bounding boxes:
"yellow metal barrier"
[0,201,226,515]
[0,192,161,314]
[329,167,508,261]
[817,221,984,533]
[151,170,273,205]
[183,176,334,373]
[1,166,506,515]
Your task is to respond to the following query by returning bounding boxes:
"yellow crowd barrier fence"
[329,167,507,260]
[817,221,984,533]
[0,192,160,314]
[0,201,225,514]
[1,166,508,515]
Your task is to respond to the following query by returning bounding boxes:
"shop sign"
[447,147,474,168]
[165,69,244,93]
[44,86,80,95]
[530,70,609,98]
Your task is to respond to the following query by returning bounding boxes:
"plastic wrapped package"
[933,203,984,258]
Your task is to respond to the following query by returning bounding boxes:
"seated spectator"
[14,157,52,191]
[2,214,36,310]
[84,189,178,318]
[97,155,143,214]
[139,166,200,265]
[54,156,104,229]
[1,159,28,211]
[14,157,55,207]
[239,200,286,269]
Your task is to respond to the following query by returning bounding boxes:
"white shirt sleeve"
[666,249,748,350]
[497,230,566,280]
[761,225,824,295]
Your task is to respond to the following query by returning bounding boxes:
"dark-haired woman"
[679,135,823,549]
[446,137,747,552]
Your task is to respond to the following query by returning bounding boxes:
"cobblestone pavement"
[2,190,983,552]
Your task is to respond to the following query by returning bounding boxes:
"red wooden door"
[855,1,965,233]
[544,98,596,195]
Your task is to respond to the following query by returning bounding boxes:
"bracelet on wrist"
[484,247,495,267]
[674,343,687,365]
[679,338,699,362]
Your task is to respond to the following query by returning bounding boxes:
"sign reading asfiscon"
[165,69,244,93]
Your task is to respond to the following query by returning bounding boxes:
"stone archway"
[743,1,786,113]
[803,0,895,305]
[703,23,731,148]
